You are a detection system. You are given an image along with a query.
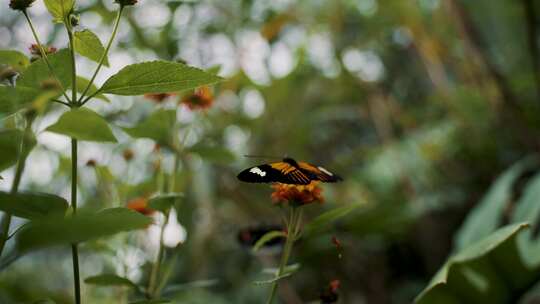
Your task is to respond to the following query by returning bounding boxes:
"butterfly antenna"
[243,154,283,160]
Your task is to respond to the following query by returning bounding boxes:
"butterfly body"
[237,158,342,185]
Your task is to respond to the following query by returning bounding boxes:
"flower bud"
[9,0,35,11]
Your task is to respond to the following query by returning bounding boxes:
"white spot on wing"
[318,166,333,176]
[249,167,267,177]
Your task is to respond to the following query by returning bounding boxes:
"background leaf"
[73,30,109,67]
[45,108,117,142]
[188,145,236,164]
[84,274,138,289]
[0,191,68,220]
[122,109,176,145]
[0,129,23,171]
[99,61,223,95]
[17,208,153,251]
[148,193,183,214]
[0,50,29,72]
[76,76,110,102]
[16,49,72,90]
[304,203,362,236]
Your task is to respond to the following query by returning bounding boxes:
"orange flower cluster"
[271,181,324,206]
[126,197,155,216]
[180,86,213,111]
[319,279,340,303]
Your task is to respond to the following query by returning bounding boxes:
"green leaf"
[415,223,530,304]
[46,108,117,142]
[0,86,42,115]
[189,145,236,164]
[84,274,138,289]
[76,77,110,102]
[304,203,362,236]
[455,158,535,250]
[0,191,68,220]
[73,30,109,67]
[148,193,183,214]
[99,60,223,96]
[17,49,72,89]
[252,230,286,252]
[44,0,75,23]
[122,109,176,145]
[17,207,152,251]
[0,129,23,171]
[0,50,30,72]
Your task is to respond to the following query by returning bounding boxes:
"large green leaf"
[73,30,109,67]
[415,223,530,304]
[122,109,176,145]
[512,172,540,267]
[84,274,138,289]
[0,191,68,220]
[17,208,152,251]
[17,49,72,90]
[454,158,535,250]
[45,108,117,142]
[0,129,23,171]
[304,203,362,236]
[0,50,30,72]
[44,0,75,23]
[99,61,222,96]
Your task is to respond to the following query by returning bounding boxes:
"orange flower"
[29,44,57,62]
[144,93,175,103]
[271,181,324,206]
[180,86,213,111]
[127,197,155,216]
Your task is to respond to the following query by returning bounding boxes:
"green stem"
[23,10,71,103]
[148,211,169,298]
[66,20,78,106]
[0,118,34,257]
[266,206,299,304]
[71,138,81,304]
[79,6,124,105]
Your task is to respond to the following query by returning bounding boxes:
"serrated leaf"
[74,30,109,67]
[304,203,362,236]
[122,109,176,145]
[76,77,110,102]
[148,193,183,214]
[17,208,153,251]
[99,61,223,96]
[46,108,117,142]
[0,50,30,72]
[415,223,529,304]
[189,145,236,164]
[17,49,72,90]
[85,274,138,288]
[252,230,286,252]
[44,0,75,23]
[0,191,68,220]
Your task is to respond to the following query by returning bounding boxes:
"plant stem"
[71,138,81,304]
[148,211,169,298]
[266,206,299,304]
[66,19,78,106]
[79,6,124,105]
[0,118,34,257]
[23,10,71,102]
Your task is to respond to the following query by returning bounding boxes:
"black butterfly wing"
[237,162,312,185]
[298,162,343,183]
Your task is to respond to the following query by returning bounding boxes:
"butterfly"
[237,157,343,185]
